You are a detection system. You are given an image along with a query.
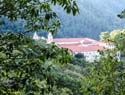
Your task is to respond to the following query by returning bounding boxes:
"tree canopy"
[0,32,74,95]
[100,32,110,42]
[1,0,125,95]
[0,0,79,33]
[100,29,125,55]
[0,0,80,94]
[81,50,125,95]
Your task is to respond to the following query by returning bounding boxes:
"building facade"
[53,38,105,62]
[33,32,119,62]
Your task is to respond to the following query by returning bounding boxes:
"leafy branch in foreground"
[0,0,79,33]
[81,50,125,95]
[0,32,72,95]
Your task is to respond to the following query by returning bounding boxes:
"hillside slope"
[54,0,125,39]
[0,0,125,39]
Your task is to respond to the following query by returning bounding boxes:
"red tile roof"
[53,38,97,43]
[54,38,105,53]
[58,44,104,52]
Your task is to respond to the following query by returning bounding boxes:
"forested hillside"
[54,0,125,39]
[1,0,125,94]
[0,0,125,39]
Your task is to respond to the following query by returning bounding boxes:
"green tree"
[0,0,79,33]
[100,32,110,42]
[109,29,122,41]
[80,50,125,95]
[109,29,125,55]
[100,29,125,56]
[114,32,125,50]
[71,53,86,67]
[80,7,125,95]
[0,0,80,94]
[0,32,73,95]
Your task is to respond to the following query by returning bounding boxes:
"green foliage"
[100,32,110,42]
[34,39,73,65]
[114,32,125,52]
[100,29,125,56]
[0,32,73,95]
[1,1,125,39]
[109,29,122,41]
[0,1,81,94]
[100,29,125,55]
[81,50,125,95]
[0,0,79,33]
[0,33,87,95]
[1,1,125,95]
[61,63,84,95]
[71,53,86,67]
[1,30,125,95]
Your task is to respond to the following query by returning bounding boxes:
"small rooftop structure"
[33,32,40,40]
[33,32,46,40]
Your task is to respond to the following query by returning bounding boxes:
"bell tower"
[33,32,40,40]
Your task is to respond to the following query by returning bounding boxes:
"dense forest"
[55,0,125,39]
[0,0,125,39]
[1,0,125,95]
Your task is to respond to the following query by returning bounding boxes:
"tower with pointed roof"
[33,32,40,40]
